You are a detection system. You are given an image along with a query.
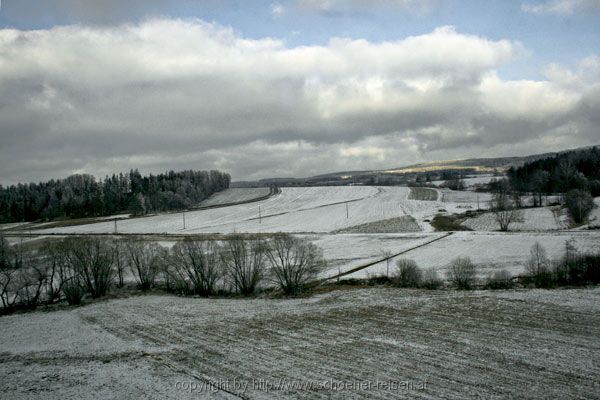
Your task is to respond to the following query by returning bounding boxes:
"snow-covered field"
[7,186,600,280]
[462,206,568,231]
[342,231,600,280]
[22,186,497,235]
[200,188,272,207]
[2,288,600,399]
[21,187,432,234]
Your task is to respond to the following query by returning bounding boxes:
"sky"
[0,0,599,184]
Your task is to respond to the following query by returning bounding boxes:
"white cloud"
[0,19,597,183]
[270,2,286,17]
[296,0,439,14]
[521,0,600,15]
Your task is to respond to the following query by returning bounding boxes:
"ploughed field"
[1,288,599,399]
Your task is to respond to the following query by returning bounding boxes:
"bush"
[393,259,422,288]
[484,270,516,290]
[556,251,600,286]
[447,257,477,290]
[421,268,443,290]
[62,277,86,305]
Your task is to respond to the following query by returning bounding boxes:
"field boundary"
[193,186,281,210]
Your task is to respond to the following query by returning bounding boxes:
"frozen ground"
[462,206,568,231]
[1,288,599,399]
[200,188,272,207]
[342,231,600,280]
[22,186,497,235]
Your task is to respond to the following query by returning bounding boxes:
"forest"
[508,146,600,198]
[0,169,230,223]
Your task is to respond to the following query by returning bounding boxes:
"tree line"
[479,146,600,227]
[0,169,231,223]
[508,146,600,200]
[0,233,326,314]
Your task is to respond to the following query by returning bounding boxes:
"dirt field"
[2,288,599,399]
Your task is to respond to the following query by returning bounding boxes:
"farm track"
[63,289,600,399]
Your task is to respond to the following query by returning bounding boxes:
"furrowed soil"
[2,288,599,399]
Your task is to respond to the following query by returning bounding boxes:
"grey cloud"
[0,19,598,184]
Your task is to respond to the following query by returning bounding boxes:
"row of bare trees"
[166,234,326,296]
[0,233,326,313]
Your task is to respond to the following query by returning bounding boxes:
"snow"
[462,206,567,231]
[2,289,600,399]
[343,231,600,280]
[200,188,272,207]
[308,233,446,276]
[29,186,465,234]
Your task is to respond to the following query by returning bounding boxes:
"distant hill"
[232,145,599,187]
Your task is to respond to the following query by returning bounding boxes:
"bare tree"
[380,249,393,277]
[265,233,326,295]
[112,240,128,288]
[15,249,47,309]
[221,235,266,296]
[526,242,549,276]
[565,189,594,224]
[38,240,70,303]
[124,239,164,291]
[167,239,223,296]
[0,235,19,311]
[394,259,422,288]
[490,181,523,231]
[63,237,115,298]
[447,257,477,290]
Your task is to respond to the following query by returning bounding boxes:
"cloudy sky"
[0,1,599,184]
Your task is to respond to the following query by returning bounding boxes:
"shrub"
[421,268,443,290]
[555,245,600,286]
[62,276,86,305]
[393,259,422,288]
[484,270,516,290]
[447,257,477,290]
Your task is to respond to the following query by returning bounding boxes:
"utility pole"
[114,218,118,234]
[259,205,262,224]
[346,201,349,219]
[182,211,186,230]
[477,194,480,210]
